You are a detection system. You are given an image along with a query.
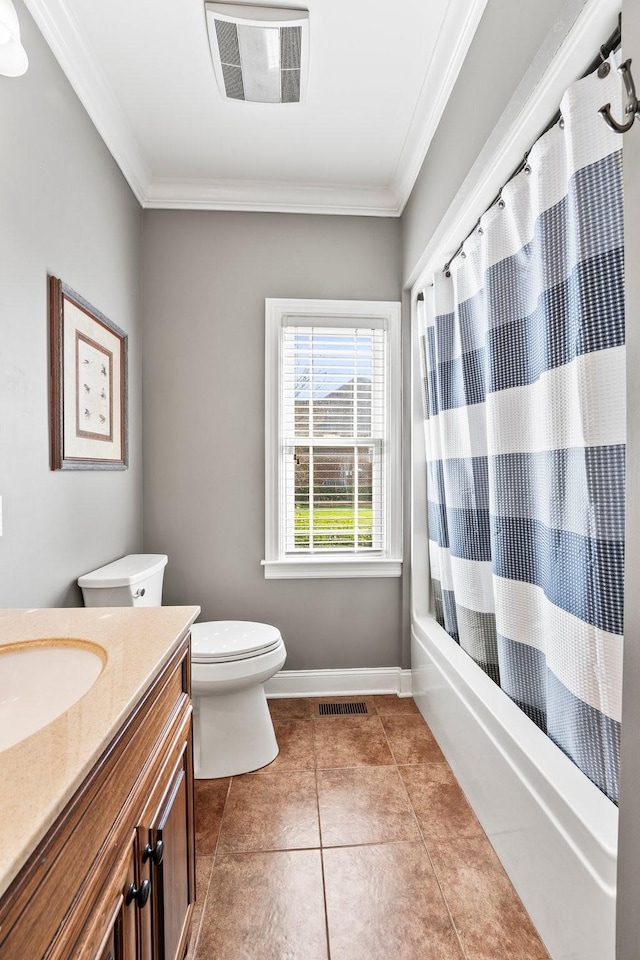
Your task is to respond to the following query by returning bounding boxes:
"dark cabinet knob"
[126,879,151,909]
[143,839,164,866]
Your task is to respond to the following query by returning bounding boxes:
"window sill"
[261,557,403,579]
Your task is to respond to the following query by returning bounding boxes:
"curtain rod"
[441,14,622,276]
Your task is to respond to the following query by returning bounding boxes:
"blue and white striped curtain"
[419,57,625,803]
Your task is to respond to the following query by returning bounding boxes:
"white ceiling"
[23,0,488,215]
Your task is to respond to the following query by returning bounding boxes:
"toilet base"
[193,683,279,778]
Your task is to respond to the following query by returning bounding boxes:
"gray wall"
[141,210,402,671]
[401,0,569,284]
[0,1,143,607]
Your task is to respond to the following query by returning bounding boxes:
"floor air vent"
[316,702,369,717]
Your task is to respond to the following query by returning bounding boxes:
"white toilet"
[77,554,286,779]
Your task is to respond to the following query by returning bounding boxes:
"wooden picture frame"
[49,277,128,470]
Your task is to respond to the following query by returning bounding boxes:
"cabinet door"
[62,833,143,960]
[142,732,196,960]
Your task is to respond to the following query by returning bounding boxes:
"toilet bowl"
[191,620,286,778]
[77,555,286,778]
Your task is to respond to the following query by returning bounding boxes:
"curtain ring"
[559,116,565,129]
[598,45,611,79]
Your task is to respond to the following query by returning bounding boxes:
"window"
[264,299,402,578]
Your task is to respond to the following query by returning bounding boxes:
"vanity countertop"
[0,605,200,899]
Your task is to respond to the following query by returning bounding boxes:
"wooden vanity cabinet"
[0,635,196,960]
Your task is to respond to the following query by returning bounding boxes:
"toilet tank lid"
[77,554,168,589]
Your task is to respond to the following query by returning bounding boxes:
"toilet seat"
[191,620,283,664]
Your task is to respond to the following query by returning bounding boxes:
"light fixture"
[0,0,27,77]
[205,3,308,103]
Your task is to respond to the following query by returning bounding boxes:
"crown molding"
[23,0,152,204]
[143,177,400,216]
[23,0,486,215]
[390,0,489,215]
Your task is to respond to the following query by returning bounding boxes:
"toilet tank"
[77,554,168,607]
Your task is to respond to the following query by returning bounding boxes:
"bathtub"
[411,613,618,960]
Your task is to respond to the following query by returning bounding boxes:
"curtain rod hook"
[600,59,639,133]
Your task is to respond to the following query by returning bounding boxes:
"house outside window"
[263,298,402,579]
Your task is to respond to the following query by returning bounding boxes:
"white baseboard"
[265,667,413,699]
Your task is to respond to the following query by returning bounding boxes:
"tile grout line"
[210,776,234,864]
[318,845,333,960]
[191,777,233,960]
[378,708,401,765]
[302,712,333,960]
[203,844,324,856]
[392,750,471,960]
[193,835,482,856]
[315,762,395,771]
[189,862,213,960]
[311,715,333,959]
[377,705,469,957]
[320,837,434,852]
[269,700,331,959]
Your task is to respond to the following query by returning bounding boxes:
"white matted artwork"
[50,277,128,470]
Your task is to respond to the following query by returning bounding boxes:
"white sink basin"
[0,641,105,751]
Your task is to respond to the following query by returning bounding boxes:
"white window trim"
[263,297,402,579]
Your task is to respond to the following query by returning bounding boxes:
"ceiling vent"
[205,3,309,104]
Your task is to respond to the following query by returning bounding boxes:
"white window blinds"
[281,321,387,555]
[264,298,401,579]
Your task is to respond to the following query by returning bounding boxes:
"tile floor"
[189,696,550,960]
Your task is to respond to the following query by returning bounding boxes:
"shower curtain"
[420,57,625,803]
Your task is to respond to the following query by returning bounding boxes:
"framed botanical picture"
[49,277,128,470]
